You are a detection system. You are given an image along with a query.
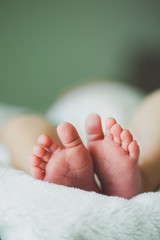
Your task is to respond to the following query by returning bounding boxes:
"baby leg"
[129,89,160,192]
[2,114,60,174]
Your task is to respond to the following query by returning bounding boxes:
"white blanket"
[0,166,160,240]
[0,82,160,239]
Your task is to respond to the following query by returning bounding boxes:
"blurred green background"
[0,0,160,111]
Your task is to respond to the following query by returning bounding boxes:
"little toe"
[110,123,123,144]
[57,122,83,148]
[121,129,133,151]
[128,140,140,160]
[31,166,45,180]
[38,134,61,153]
[85,113,104,142]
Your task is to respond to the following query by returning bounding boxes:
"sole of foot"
[85,113,142,199]
[30,122,100,193]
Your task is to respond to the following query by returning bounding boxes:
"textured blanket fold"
[0,166,160,240]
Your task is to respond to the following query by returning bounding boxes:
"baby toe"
[38,134,51,146]
[32,145,47,158]
[29,154,42,166]
[31,166,45,180]
[57,122,82,148]
[128,140,140,160]
[38,134,60,153]
[39,161,47,171]
[110,123,123,144]
[105,117,117,137]
[85,113,104,141]
[121,129,133,151]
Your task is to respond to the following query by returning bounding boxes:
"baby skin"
[30,114,142,199]
[30,122,100,193]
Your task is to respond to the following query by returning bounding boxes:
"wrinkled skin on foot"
[85,114,142,199]
[30,122,100,193]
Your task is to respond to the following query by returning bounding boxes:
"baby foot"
[30,122,100,193]
[85,114,142,199]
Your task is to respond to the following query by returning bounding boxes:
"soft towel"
[0,166,160,240]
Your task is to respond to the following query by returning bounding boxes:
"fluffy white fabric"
[1,82,160,239]
[0,166,160,240]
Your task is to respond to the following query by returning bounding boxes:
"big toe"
[85,113,104,142]
[57,122,83,148]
